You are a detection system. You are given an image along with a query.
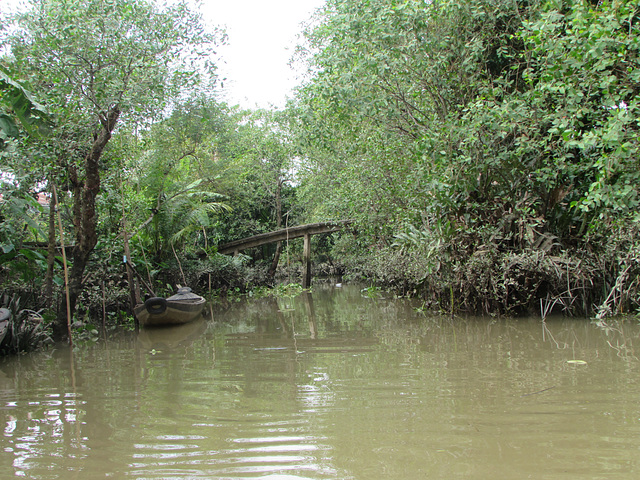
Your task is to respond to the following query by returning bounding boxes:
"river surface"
[1,283,639,479]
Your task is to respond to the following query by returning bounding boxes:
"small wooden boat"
[134,287,206,327]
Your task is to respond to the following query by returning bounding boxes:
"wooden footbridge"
[218,220,352,287]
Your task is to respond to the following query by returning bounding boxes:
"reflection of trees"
[2,286,640,477]
[1,346,128,476]
[0,328,220,477]
[591,318,638,361]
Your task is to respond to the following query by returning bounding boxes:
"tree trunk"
[53,106,120,341]
[268,241,283,279]
[267,178,283,278]
[44,183,57,309]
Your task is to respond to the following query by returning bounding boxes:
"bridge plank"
[218,220,351,255]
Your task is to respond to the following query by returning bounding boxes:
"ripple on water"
[128,416,349,479]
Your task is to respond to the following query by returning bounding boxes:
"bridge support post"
[302,233,311,288]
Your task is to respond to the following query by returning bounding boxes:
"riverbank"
[2,223,638,356]
[336,227,640,321]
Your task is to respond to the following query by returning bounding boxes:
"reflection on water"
[137,316,209,350]
[1,283,640,479]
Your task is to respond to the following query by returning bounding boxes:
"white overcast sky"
[205,0,325,108]
[1,0,326,109]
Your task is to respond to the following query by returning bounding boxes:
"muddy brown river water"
[1,283,639,479]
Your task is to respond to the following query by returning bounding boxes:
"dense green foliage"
[294,0,640,316]
[297,0,639,232]
[2,0,640,351]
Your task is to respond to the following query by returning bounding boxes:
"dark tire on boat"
[144,297,167,315]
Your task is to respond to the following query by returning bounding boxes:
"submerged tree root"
[456,250,598,317]
[361,245,638,319]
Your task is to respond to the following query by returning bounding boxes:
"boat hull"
[134,297,206,327]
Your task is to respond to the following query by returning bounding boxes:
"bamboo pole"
[203,226,211,292]
[122,215,139,331]
[52,184,73,346]
[172,242,187,285]
[125,260,156,297]
[101,279,106,331]
[139,239,153,294]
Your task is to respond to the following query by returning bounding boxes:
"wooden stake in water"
[52,184,73,346]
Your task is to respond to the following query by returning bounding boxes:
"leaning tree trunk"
[53,107,120,342]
